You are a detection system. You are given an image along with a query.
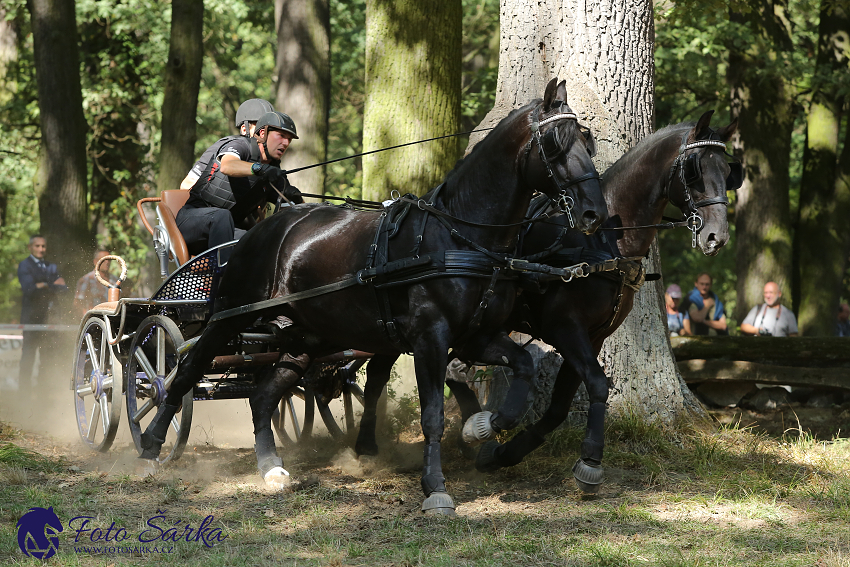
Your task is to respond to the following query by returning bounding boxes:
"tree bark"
[728,1,795,323]
[469,0,702,423]
[795,0,850,336]
[28,0,89,281]
[157,0,204,193]
[274,0,330,197]
[361,0,462,202]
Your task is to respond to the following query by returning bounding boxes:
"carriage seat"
[157,190,191,266]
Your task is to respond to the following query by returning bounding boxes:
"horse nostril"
[582,210,601,227]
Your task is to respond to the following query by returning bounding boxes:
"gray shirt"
[742,304,798,337]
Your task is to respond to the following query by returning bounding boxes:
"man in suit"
[17,235,67,395]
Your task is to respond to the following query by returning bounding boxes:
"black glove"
[284,184,303,204]
[252,163,287,185]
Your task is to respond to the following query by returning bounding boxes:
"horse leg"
[571,350,609,494]
[139,314,255,461]
[446,376,482,423]
[457,332,536,444]
[475,353,583,472]
[354,353,399,457]
[411,335,455,515]
[250,352,311,489]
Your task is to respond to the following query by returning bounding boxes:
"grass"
[2,414,850,566]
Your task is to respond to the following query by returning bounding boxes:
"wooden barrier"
[671,336,850,390]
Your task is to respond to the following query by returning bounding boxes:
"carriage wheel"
[126,315,193,463]
[73,316,123,452]
[272,386,316,445]
[317,372,366,441]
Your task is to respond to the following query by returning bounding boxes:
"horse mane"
[436,98,584,192]
[603,122,693,182]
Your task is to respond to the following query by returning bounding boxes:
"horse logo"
[16,506,63,559]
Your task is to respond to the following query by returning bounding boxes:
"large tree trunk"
[274,0,330,197]
[157,0,204,193]
[794,1,850,336]
[728,1,795,323]
[28,0,89,282]
[361,0,462,202]
[469,0,701,423]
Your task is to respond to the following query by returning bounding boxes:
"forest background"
[0,0,846,334]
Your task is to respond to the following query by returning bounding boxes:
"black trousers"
[175,206,246,257]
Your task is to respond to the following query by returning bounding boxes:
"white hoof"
[263,466,291,490]
[462,411,496,446]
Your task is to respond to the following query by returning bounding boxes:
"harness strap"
[209,276,362,322]
[455,267,503,347]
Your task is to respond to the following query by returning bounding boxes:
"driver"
[179,98,274,190]
[175,111,304,255]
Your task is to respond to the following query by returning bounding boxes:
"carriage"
[71,190,371,462]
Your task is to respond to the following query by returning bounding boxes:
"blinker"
[681,151,744,192]
[540,128,565,160]
[579,126,597,158]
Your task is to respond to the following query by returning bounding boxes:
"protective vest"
[191,136,263,210]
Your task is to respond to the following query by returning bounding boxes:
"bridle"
[665,131,743,248]
[527,102,601,229]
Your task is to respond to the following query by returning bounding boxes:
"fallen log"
[678,359,850,390]
[671,336,850,366]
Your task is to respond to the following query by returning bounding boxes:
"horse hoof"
[354,442,379,457]
[475,441,503,473]
[572,459,604,494]
[263,466,292,491]
[139,458,160,477]
[421,492,456,516]
[462,411,496,446]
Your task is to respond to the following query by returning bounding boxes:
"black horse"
[137,79,607,515]
[355,111,739,492]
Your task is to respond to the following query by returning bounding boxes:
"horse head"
[524,78,607,234]
[667,110,739,256]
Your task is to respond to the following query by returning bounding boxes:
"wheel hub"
[89,369,108,398]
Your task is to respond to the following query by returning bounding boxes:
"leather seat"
[157,190,191,266]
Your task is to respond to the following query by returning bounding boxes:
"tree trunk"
[157,0,204,193]
[28,0,89,282]
[795,1,850,336]
[274,0,330,197]
[728,1,795,323]
[361,0,462,202]
[469,0,702,423]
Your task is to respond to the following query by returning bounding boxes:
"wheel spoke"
[132,399,155,424]
[156,326,166,376]
[99,396,109,436]
[162,365,179,389]
[287,396,301,439]
[170,415,180,435]
[87,403,101,442]
[134,348,156,382]
[85,334,100,373]
[98,334,107,374]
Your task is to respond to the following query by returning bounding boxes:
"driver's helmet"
[255,111,299,140]
[235,99,274,133]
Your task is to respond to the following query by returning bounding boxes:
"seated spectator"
[74,250,118,316]
[740,281,797,337]
[681,272,728,336]
[665,284,689,336]
[837,303,850,337]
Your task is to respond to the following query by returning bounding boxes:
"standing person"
[74,250,118,316]
[740,282,798,337]
[175,111,304,256]
[664,284,689,336]
[17,235,67,395]
[681,272,728,336]
[179,98,275,190]
[836,303,850,337]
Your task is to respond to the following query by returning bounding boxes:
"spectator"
[665,283,689,336]
[74,250,118,316]
[740,281,798,337]
[837,303,850,337]
[681,272,728,336]
[17,235,67,394]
